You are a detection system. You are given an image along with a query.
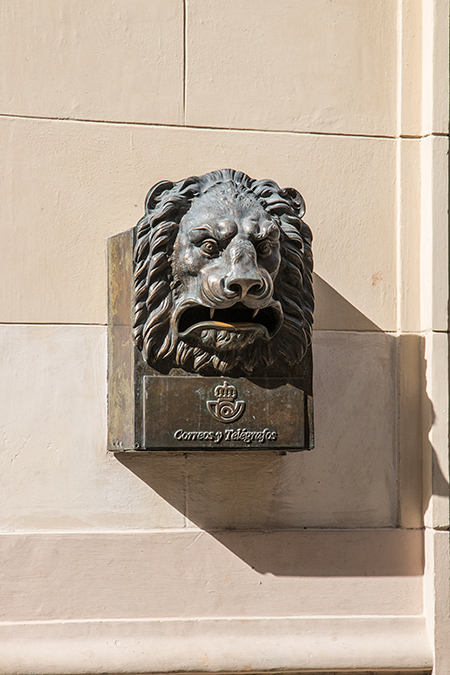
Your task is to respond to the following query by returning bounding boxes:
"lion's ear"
[284,187,306,219]
[145,180,174,213]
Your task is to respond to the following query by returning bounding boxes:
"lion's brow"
[191,224,215,235]
[251,223,280,240]
[188,225,216,243]
[190,224,236,241]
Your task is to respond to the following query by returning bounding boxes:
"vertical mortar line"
[395,0,404,526]
[421,0,434,138]
[396,0,404,333]
[183,0,187,125]
[421,0,437,658]
[395,133,402,527]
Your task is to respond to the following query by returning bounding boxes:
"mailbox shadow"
[116,275,448,578]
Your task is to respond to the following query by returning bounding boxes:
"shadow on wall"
[115,275,448,577]
[313,274,383,331]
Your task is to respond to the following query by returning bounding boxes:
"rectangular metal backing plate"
[143,376,305,450]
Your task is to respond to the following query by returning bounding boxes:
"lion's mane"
[133,169,314,374]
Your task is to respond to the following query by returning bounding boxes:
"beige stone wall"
[0,1,448,673]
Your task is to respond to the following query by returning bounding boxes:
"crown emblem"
[213,382,237,400]
[207,381,246,423]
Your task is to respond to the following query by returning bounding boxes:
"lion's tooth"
[252,308,259,319]
[210,308,215,319]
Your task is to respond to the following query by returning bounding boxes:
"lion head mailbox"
[108,169,314,451]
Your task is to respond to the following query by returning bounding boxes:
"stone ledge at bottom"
[0,616,432,674]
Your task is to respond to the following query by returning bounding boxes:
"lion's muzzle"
[174,238,283,351]
[176,300,283,351]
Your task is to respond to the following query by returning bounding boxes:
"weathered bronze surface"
[133,169,313,376]
[108,170,314,452]
[143,377,307,449]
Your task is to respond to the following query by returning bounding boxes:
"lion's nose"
[224,269,263,297]
[223,239,265,298]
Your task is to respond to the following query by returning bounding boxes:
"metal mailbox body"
[108,170,314,452]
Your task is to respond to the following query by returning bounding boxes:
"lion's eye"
[257,240,272,257]
[200,240,219,256]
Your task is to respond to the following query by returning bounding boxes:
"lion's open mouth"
[177,301,283,339]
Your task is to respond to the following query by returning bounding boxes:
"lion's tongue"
[179,322,270,345]
[183,320,266,332]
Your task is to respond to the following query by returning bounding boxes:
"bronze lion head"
[133,169,313,375]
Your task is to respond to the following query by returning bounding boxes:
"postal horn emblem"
[207,381,246,423]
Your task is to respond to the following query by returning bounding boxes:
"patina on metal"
[108,169,314,451]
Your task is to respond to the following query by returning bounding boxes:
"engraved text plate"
[143,376,307,450]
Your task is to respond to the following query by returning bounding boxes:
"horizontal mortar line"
[400,131,449,139]
[392,329,450,335]
[423,131,450,137]
[0,324,446,337]
[421,328,450,334]
[0,321,107,326]
[1,112,447,141]
[0,323,440,336]
[0,112,404,140]
[0,614,424,628]
[314,327,387,332]
[0,321,376,335]
[0,526,419,535]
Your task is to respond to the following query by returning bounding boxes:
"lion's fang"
[210,308,215,319]
[252,309,259,319]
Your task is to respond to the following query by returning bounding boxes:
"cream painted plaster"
[397,334,424,529]
[0,616,432,674]
[420,134,450,333]
[421,0,450,135]
[184,331,396,529]
[186,0,398,136]
[424,529,450,675]
[397,139,422,332]
[398,0,423,136]
[0,326,396,531]
[0,324,185,531]
[0,530,423,621]
[0,117,397,329]
[0,0,184,125]
[423,332,450,530]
